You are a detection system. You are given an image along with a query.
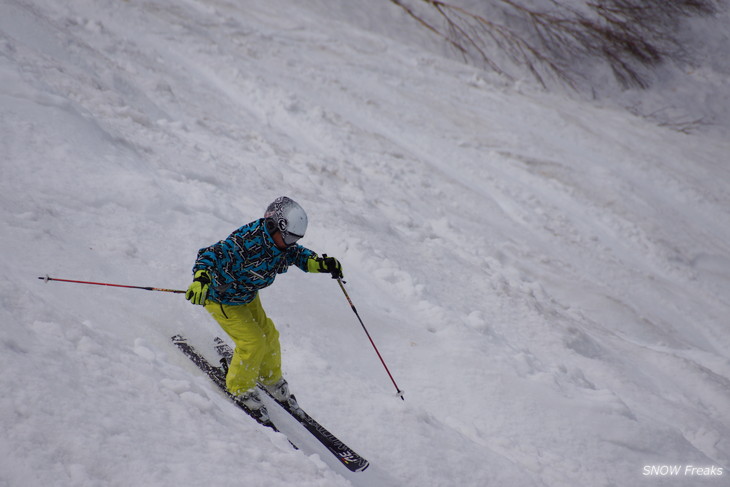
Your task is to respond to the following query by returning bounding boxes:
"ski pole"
[335,276,404,401]
[38,275,185,294]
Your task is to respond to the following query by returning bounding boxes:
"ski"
[214,337,370,473]
[170,335,280,432]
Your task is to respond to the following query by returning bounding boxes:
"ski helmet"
[264,196,308,246]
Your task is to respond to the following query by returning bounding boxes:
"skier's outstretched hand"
[310,255,343,279]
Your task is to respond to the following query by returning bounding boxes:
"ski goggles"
[281,230,303,247]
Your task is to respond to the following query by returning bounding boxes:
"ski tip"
[171,334,187,343]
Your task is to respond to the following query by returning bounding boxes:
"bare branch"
[388,0,720,91]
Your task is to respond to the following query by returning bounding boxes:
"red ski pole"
[38,275,185,294]
[336,277,404,401]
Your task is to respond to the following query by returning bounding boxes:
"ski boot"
[263,378,304,418]
[234,388,270,425]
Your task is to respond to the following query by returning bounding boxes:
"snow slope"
[1,0,729,486]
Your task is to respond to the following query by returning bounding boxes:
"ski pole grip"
[321,254,343,281]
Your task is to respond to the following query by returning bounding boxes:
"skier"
[185,196,343,422]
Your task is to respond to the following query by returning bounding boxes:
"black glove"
[317,255,343,279]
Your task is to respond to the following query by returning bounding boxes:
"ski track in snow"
[1,0,729,486]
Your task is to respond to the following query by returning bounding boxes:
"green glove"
[186,269,211,305]
[308,254,343,279]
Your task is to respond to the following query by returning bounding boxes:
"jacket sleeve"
[193,242,221,273]
[289,245,318,272]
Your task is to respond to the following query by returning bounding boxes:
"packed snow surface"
[1,1,729,486]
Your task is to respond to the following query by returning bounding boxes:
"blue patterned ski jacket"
[193,218,317,305]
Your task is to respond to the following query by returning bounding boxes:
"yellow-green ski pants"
[204,294,282,396]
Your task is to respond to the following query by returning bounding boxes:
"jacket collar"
[260,218,283,255]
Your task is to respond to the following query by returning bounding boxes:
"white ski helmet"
[264,196,308,246]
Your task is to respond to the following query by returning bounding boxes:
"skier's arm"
[289,245,344,278]
[193,243,220,273]
[188,241,223,304]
